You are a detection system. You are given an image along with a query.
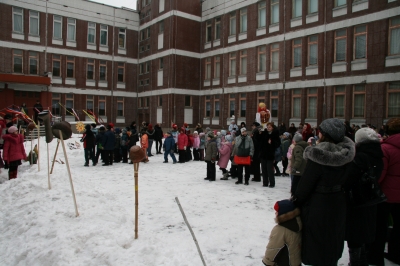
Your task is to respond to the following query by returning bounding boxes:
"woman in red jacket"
[177,127,188,163]
[2,126,26,179]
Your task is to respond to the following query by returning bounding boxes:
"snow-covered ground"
[0,135,396,266]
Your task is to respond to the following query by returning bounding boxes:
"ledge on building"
[52,38,63,45]
[228,35,236,43]
[117,82,125,89]
[306,65,318,76]
[238,32,247,41]
[99,45,108,52]
[332,61,347,73]
[204,79,211,87]
[333,5,347,17]
[269,71,279,79]
[352,0,368,13]
[256,72,266,81]
[65,78,76,85]
[213,39,220,47]
[290,17,302,28]
[227,76,236,84]
[306,12,318,24]
[238,75,247,83]
[12,32,24,40]
[290,68,302,77]
[269,23,279,33]
[204,42,211,49]
[213,78,220,86]
[66,41,77,47]
[385,55,400,67]
[351,59,367,71]
[28,35,40,42]
[256,27,266,36]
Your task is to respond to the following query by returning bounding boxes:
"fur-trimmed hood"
[275,208,302,232]
[303,136,355,167]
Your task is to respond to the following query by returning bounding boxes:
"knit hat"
[206,127,211,131]
[167,131,172,135]
[193,131,198,135]
[99,126,105,131]
[108,123,114,128]
[85,124,91,130]
[252,122,261,127]
[172,124,178,129]
[386,117,400,135]
[283,132,290,138]
[8,126,18,134]
[207,132,214,138]
[225,135,233,142]
[274,199,296,216]
[240,128,247,133]
[293,133,303,143]
[355,128,380,144]
[319,118,345,143]
[220,130,227,136]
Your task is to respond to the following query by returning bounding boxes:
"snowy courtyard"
[0,135,395,266]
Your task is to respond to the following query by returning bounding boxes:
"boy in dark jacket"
[102,125,116,166]
[81,124,95,166]
[163,131,177,164]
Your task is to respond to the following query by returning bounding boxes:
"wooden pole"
[50,140,60,174]
[37,126,40,171]
[30,132,33,165]
[134,162,139,239]
[47,143,51,190]
[59,130,79,217]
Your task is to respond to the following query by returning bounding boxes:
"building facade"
[1,0,399,128]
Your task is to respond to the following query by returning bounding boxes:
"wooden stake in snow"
[134,162,139,239]
[37,126,40,172]
[47,143,51,189]
[50,140,60,175]
[175,197,207,266]
[59,130,79,217]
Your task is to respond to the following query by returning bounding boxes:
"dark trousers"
[193,148,200,160]
[199,149,204,160]
[103,150,113,165]
[155,139,162,153]
[114,148,121,162]
[282,157,288,174]
[84,148,95,165]
[206,161,216,180]
[147,139,154,156]
[8,165,18,179]
[273,160,281,174]
[261,158,275,186]
[95,148,103,163]
[121,147,128,162]
[185,148,192,161]
[367,202,400,265]
[291,175,301,194]
[237,165,250,183]
[250,158,261,181]
[178,150,186,162]
[164,150,177,162]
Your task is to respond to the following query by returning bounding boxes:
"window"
[215,17,221,40]
[119,28,126,49]
[140,63,144,74]
[388,82,400,117]
[229,94,235,117]
[205,96,211,117]
[147,44,150,50]
[293,0,302,18]
[335,29,347,62]
[88,22,96,44]
[271,43,280,71]
[159,57,164,69]
[66,56,74,78]
[353,85,365,118]
[29,10,39,36]
[100,25,108,46]
[271,0,279,24]
[214,56,220,78]
[240,8,247,33]
[140,46,145,52]
[13,49,23,73]
[87,59,94,80]
[307,88,317,118]
[229,52,236,76]
[271,91,279,117]
[240,93,246,117]
[147,27,151,38]
[53,55,61,77]
[240,50,247,75]
[354,25,367,59]
[214,96,220,117]
[99,60,107,81]
[334,86,345,117]
[389,17,400,55]
[29,52,38,75]
[99,96,106,116]
[87,95,94,113]
[13,7,23,33]
[309,0,318,14]
[140,30,145,41]
[185,96,192,107]
[52,93,61,116]
[258,1,266,28]
[258,46,266,72]
[159,21,164,33]
[158,95,162,106]
[205,58,211,79]
[117,97,124,116]
[118,63,125,82]
[53,15,62,39]
[66,94,74,115]
[293,39,302,68]
[258,92,266,103]
[67,18,76,41]
[206,20,212,42]
[292,89,302,118]
[229,12,236,36]
[335,0,346,7]
[140,97,149,108]
[308,35,318,65]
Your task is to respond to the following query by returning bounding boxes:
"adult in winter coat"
[278,123,287,136]
[301,123,314,141]
[232,128,254,185]
[368,117,400,265]
[82,124,96,166]
[288,123,297,137]
[293,118,356,266]
[218,135,233,180]
[163,131,177,163]
[101,125,116,166]
[33,100,43,124]
[120,129,129,163]
[343,128,383,266]
[204,132,217,181]
[177,128,188,163]
[94,126,105,164]
[146,124,155,157]
[195,123,203,133]
[250,122,262,182]
[2,126,26,179]
[154,123,163,154]
[290,133,308,195]
[259,122,280,188]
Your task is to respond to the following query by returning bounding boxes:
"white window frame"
[258,46,266,72]
[87,59,95,80]
[271,0,279,24]
[308,0,318,14]
[52,54,61,77]
[293,0,302,18]
[67,18,76,42]
[29,10,39,36]
[29,51,39,75]
[100,25,108,46]
[240,8,247,33]
[118,63,125,83]
[215,17,221,40]
[258,1,267,28]
[335,29,347,62]
[206,20,212,42]
[205,58,211,80]
[214,56,220,78]
[308,35,318,65]
[240,50,247,75]
[229,52,236,76]
[13,7,23,33]
[271,43,280,71]
[53,15,62,39]
[88,22,96,44]
[99,60,107,81]
[354,25,367,60]
[293,38,302,68]
[334,86,346,118]
[119,28,126,49]
[229,12,236,36]
[389,17,400,56]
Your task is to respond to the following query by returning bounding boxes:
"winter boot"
[220,173,229,180]
[349,247,362,266]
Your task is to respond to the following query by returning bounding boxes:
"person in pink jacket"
[177,127,188,163]
[218,135,233,180]
[368,117,400,265]
[2,126,26,179]
[192,131,200,161]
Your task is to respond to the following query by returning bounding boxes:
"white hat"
[240,128,247,133]
[355,128,380,143]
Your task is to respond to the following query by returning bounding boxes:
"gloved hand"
[4,162,9,170]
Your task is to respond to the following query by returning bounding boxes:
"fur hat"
[293,133,303,143]
[274,200,295,216]
[207,132,214,138]
[283,132,290,138]
[355,128,380,143]
[206,127,211,131]
[8,126,18,134]
[240,128,247,133]
[220,130,227,136]
[386,117,400,135]
[319,118,345,143]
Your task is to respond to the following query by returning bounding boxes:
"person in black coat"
[33,100,43,125]
[94,126,105,165]
[250,122,262,182]
[278,122,286,136]
[146,124,155,157]
[259,122,280,188]
[101,125,116,166]
[154,123,163,154]
[292,118,356,266]
[81,124,95,166]
[344,128,383,266]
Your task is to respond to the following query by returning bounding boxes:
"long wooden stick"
[37,126,40,171]
[47,143,51,190]
[50,140,60,174]
[175,197,207,266]
[30,132,33,165]
[134,162,139,239]
[59,130,79,217]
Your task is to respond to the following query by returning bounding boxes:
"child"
[2,126,26,179]
[262,199,302,266]
[218,135,233,180]
[81,124,95,166]
[198,132,206,161]
[120,129,129,163]
[140,129,149,163]
[280,132,291,176]
[163,131,177,164]
[204,132,217,181]
[192,131,200,161]
[177,127,188,163]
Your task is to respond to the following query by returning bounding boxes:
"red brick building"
[1,0,399,128]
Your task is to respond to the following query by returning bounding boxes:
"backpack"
[349,165,387,207]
